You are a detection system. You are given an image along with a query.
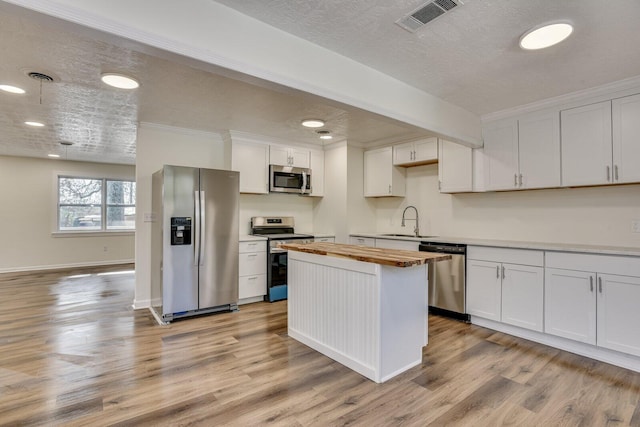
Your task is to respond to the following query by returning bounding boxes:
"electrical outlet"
[632,220,640,233]
[103,246,108,252]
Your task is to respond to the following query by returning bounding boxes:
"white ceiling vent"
[396,0,463,33]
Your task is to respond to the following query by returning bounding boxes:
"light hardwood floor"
[1,264,640,426]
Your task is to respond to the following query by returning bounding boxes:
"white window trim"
[52,169,135,236]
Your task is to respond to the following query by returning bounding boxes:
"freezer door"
[198,168,239,308]
[162,165,199,315]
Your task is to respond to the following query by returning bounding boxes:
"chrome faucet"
[401,205,420,237]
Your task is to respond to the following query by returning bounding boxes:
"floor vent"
[396,0,463,33]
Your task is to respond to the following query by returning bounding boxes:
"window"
[58,176,136,231]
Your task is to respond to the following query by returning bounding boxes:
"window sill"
[52,230,135,238]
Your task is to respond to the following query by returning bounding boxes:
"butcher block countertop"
[278,242,451,267]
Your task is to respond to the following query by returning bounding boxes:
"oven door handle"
[271,247,287,254]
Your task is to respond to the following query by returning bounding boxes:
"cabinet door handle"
[615,165,619,181]
[606,165,611,182]
[438,180,442,191]
[496,265,500,279]
[501,266,505,279]
[590,276,594,292]
[598,276,603,293]
[519,174,523,187]
[514,174,518,187]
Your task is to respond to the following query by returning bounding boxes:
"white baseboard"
[0,259,135,274]
[471,316,640,373]
[133,298,152,310]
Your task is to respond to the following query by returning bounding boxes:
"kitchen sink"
[378,233,436,239]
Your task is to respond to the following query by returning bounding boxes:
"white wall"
[312,143,376,243]
[240,193,314,235]
[135,123,228,308]
[313,143,348,242]
[375,164,640,248]
[0,155,135,272]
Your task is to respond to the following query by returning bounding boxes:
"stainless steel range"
[250,216,313,302]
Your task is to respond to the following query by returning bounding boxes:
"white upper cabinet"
[393,137,438,166]
[482,110,560,191]
[612,93,640,184]
[364,147,406,197]
[438,139,472,193]
[270,145,310,168]
[518,110,561,189]
[231,140,269,194]
[561,101,612,186]
[482,118,520,190]
[309,149,324,197]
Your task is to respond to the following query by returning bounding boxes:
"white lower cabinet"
[238,240,267,303]
[467,246,544,331]
[545,267,640,357]
[501,264,544,331]
[597,273,640,357]
[544,268,596,344]
[467,259,502,321]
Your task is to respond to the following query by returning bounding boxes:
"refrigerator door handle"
[194,190,200,266]
[199,190,205,266]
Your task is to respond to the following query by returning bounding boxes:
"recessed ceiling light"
[47,154,61,158]
[24,121,45,127]
[301,119,325,128]
[520,22,573,50]
[101,73,139,89]
[0,84,26,94]
[316,130,333,140]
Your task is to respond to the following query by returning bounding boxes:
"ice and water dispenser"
[170,217,192,245]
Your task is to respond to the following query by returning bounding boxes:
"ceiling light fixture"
[316,130,333,140]
[301,119,325,128]
[47,154,61,158]
[60,141,73,160]
[101,73,139,89]
[0,84,26,94]
[519,22,573,50]
[24,121,45,127]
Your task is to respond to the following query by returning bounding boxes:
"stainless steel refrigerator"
[151,165,239,323]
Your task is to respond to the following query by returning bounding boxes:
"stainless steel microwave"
[269,165,312,194]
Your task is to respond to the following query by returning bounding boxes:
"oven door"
[268,247,288,302]
[270,165,311,194]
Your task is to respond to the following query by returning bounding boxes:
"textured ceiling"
[0,2,432,164]
[215,0,640,115]
[3,0,640,165]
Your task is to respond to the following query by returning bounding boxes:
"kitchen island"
[280,242,450,383]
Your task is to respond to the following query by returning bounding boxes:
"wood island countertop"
[278,242,451,267]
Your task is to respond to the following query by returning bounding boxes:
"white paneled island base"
[287,250,429,383]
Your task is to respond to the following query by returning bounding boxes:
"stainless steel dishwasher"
[419,242,469,322]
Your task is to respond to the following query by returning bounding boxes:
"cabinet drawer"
[239,240,266,254]
[315,237,335,243]
[467,246,543,266]
[239,251,266,276]
[349,236,375,247]
[545,251,640,276]
[239,274,266,299]
[375,238,419,251]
